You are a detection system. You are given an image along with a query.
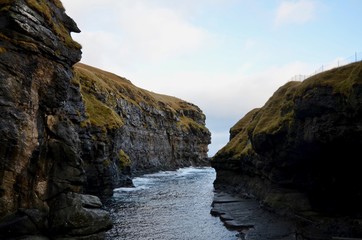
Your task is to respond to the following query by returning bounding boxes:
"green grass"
[51,0,64,10]
[297,62,362,96]
[214,61,362,161]
[250,81,301,136]
[118,149,131,170]
[214,108,259,160]
[74,63,207,133]
[81,91,124,130]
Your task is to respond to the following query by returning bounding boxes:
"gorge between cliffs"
[1,0,362,239]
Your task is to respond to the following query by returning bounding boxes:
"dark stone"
[0,210,46,238]
[48,193,112,237]
[211,192,295,239]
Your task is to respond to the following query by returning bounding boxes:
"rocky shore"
[211,191,362,240]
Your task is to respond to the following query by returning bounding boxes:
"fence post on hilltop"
[288,51,361,83]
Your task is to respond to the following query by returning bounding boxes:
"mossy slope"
[74,63,208,133]
[214,61,362,161]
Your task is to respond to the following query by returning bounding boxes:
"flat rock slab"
[212,191,362,239]
[211,191,296,240]
[212,193,245,204]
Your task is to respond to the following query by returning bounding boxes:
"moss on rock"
[80,91,124,130]
[74,63,207,133]
[26,0,81,49]
[118,149,131,170]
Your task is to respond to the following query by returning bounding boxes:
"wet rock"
[211,192,295,239]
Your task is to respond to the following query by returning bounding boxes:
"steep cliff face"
[0,0,113,238]
[212,62,362,218]
[73,63,211,196]
[0,0,210,238]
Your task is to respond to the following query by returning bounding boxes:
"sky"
[61,0,362,156]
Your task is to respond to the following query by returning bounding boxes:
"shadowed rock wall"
[212,62,362,217]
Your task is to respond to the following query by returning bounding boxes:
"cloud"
[131,61,313,120]
[274,0,317,27]
[146,61,312,157]
[116,2,209,62]
[61,0,316,157]
[63,0,210,71]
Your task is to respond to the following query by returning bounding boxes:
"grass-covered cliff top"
[74,63,208,132]
[214,61,362,160]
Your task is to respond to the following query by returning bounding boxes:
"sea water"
[105,167,239,240]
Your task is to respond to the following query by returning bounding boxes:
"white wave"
[133,176,154,186]
[113,167,214,193]
[176,166,214,176]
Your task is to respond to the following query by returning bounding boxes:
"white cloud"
[243,38,257,50]
[274,0,317,27]
[142,61,312,157]
[63,0,210,70]
[132,61,313,121]
[116,2,209,62]
[61,0,317,157]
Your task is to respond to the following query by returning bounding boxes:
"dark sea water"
[104,167,240,240]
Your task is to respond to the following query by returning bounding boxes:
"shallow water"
[105,167,240,240]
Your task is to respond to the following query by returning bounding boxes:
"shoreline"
[211,189,362,240]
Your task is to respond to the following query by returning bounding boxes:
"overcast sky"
[62,0,362,156]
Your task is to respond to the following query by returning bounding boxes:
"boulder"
[48,193,112,238]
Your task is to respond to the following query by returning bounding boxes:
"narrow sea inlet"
[104,167,239,240]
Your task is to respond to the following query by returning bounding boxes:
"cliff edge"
[212,62,362,236]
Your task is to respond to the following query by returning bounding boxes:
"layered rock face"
[0,0,112,238]
[0,0,210,239]
[74,63,211,196]
[212,62,362,217]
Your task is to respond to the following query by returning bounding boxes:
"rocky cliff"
[73,63,211,196]
[0,0,210,239]
[212,62,362,235]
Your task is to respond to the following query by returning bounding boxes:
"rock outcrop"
[212,62,362,236]
[0,0,210,239]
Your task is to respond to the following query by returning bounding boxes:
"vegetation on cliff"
[74,63,209,134]
[25,0,81,49]
[215,61,362,161]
